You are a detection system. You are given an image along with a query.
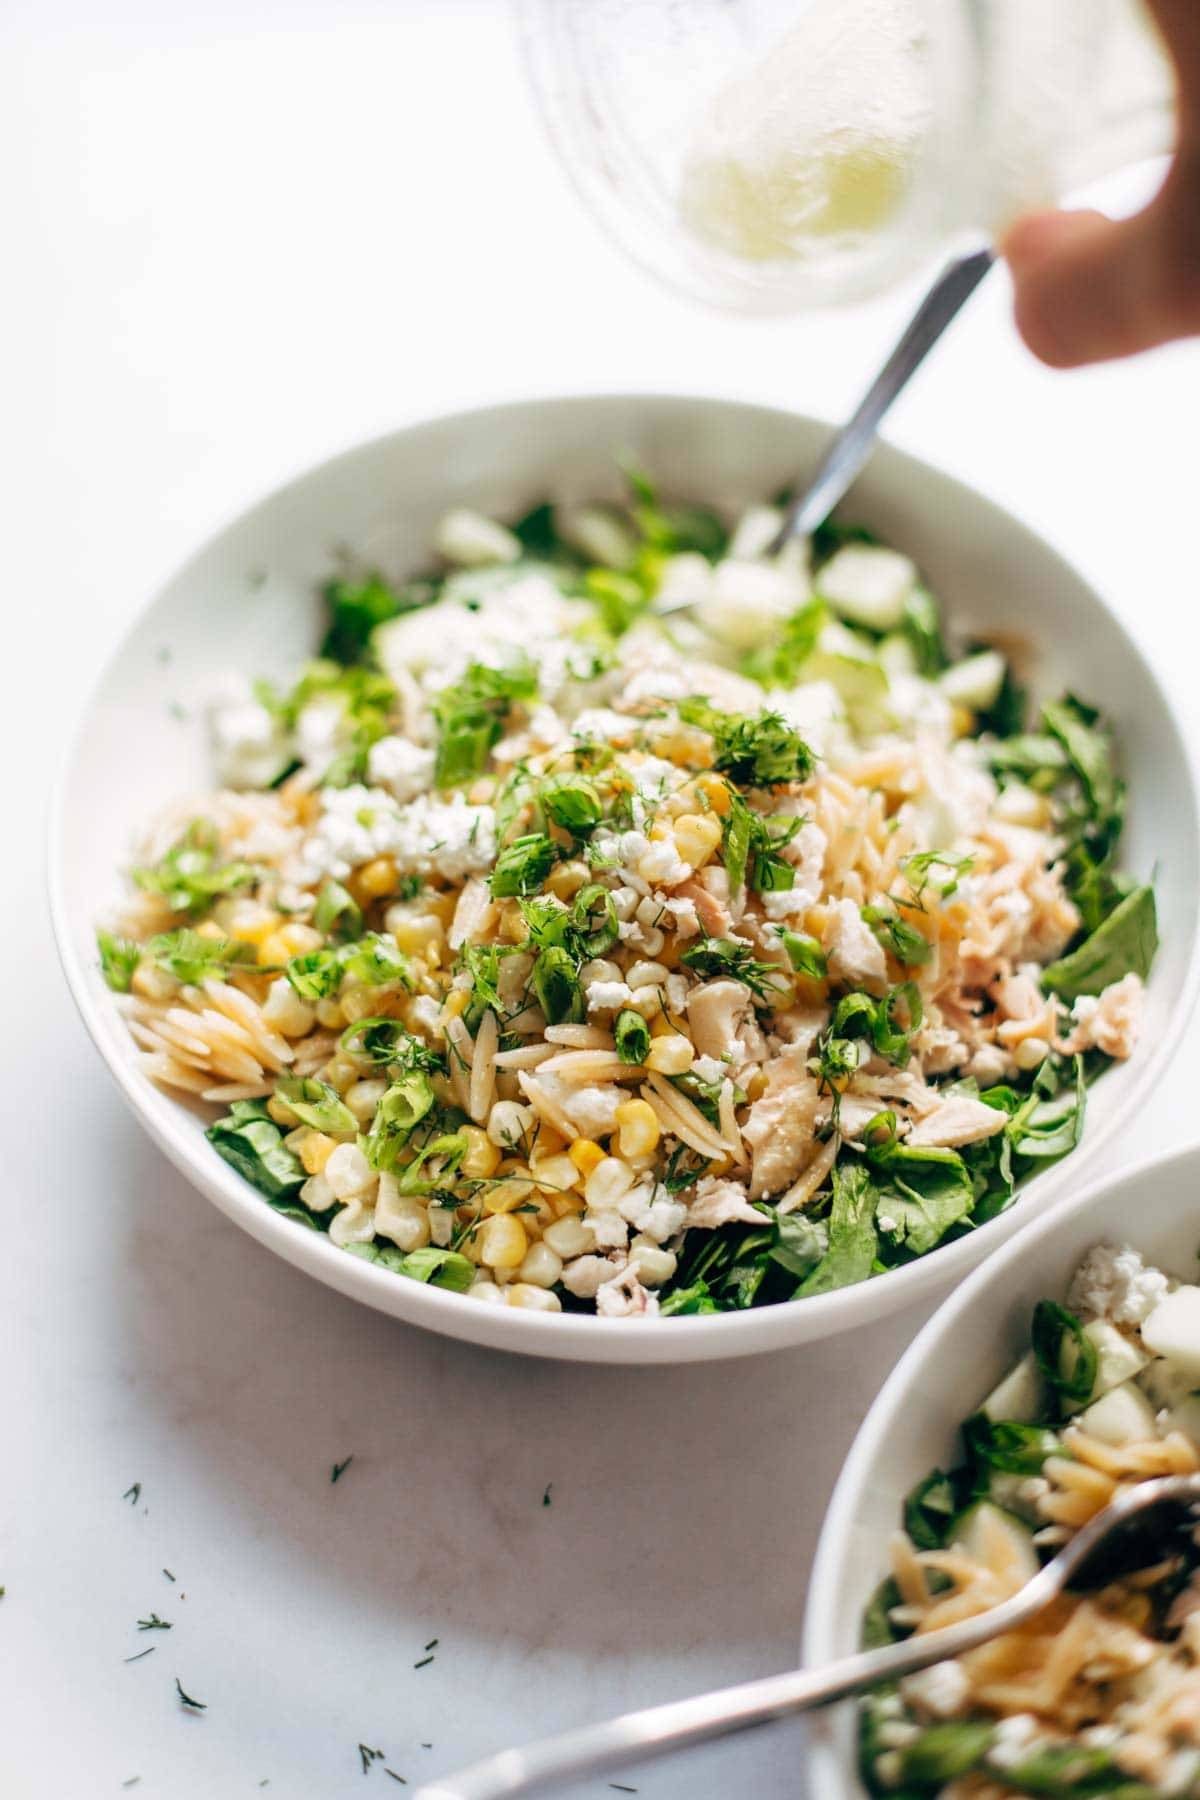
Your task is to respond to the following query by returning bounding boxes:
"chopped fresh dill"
[424,1637,439,1652]
[123,1647,156,1664]
[137,1613,172,1631]
[331,1456,354,1484]
[162,1568,176,1582]
[359,1743,386,1773]
[542,1484,553,1507]
[175,1677,207,1711]
[384,1773,407,1785]
[413,1654,435,1669]
[123,1483,142,1505]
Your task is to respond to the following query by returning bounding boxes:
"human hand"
[1001,0,1200,368]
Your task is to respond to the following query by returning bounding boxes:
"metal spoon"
[413,1471,1200,1800]
[654,245,994,615]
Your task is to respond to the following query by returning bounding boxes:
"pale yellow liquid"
[677,0,1169,274]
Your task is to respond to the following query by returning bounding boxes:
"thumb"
[1001,166,1200,368]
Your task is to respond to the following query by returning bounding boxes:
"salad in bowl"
[92,463,1156,1324]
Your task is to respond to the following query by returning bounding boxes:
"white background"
[3,3,1200,1797]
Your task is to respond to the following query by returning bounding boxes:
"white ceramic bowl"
[803,1139,1200,1795]
[49,393,1200,1365]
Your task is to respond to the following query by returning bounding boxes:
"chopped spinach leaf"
[1042,885,1157,999]
[207,1100,305,1204]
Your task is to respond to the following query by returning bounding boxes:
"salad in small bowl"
[806,1144,1200,1798]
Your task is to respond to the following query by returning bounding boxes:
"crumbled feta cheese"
[586,980,634,1016]
[986,1714,1041,1771]
[629,755,683,799]
[586,1210,631,1251]
[295,697,347,768]
[209,683,291,788]
[692,1055,728,1085]
[571,708,638,745]
[564,1084,624,1140]
[638,838,691,888]
[294,785,495,885]
[375,570,585,701]
[1067,1243,1170,1326]
[899,1659,971,1719]
[367,735,436,803]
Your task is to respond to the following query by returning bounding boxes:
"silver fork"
[413,1472,1200,1800]
[654,245,994,615]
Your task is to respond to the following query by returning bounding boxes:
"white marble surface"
[4,2,1200,1796]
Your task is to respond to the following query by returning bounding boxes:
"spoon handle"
[770,245,994,551]
[410,1584,1041,1800]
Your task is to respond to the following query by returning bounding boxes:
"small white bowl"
[803,1139,1200,1796]
[49,393,1200,1365]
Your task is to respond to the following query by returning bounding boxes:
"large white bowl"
[49,393,1200,1364]
[803,1140,1200,1796]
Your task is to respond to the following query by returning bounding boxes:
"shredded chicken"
[1061,973,1145,1061]
[686,1175,765,1230]
[742,1046,821,1198]
[907,1095,1008,1149]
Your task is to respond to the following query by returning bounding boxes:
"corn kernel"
[325,1142,375,1199]
[468,1277,506,1304]
[441,988,470,1022]
[629,1241,677,1286]
[546,859,589,902]
[267,1094,298,1127]
[315,996,346,1029]
[258,930,291,968]
[497,901,528,944]
[568,1138,606,1178]
[356,856,400,900]
[321,1052,360,1094]
[696,772,732,816]
[744,1069,768,1102]
[482,1178,534,1214]
[299,1131,337,1174]
[529,1127,566,1161]
[131,961,174,1001]
[345,1078,388,1124]
[479,1212,528,1269]
[530,1152,581,1194]
[614,1098,660,1159]
[949,704,974,738]
[543,1215,595,1258]
[195,918,226,942]
[223,901,279,946]
[645,1034,694,1075]
[505,1282,562,1312]
[390,913,446,958]
[584,1156,636,1209]
[517,1242,563,1288]
[673,813,723,869]
[341,984,387,1023]
[460,1125,502,1179]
